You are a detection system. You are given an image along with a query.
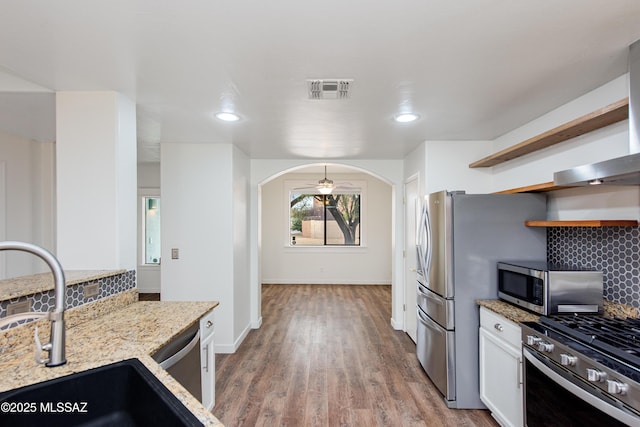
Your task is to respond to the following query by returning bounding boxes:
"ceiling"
[1,1,640,163]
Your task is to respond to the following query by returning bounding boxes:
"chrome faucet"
[0,241,67,367]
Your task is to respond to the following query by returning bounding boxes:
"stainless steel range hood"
[554,151,640,185]
[554,39,640,186]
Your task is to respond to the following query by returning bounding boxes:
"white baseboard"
[214,322,253,354]
[390,317,403,330]
[251,316,262,329]
[214,343,236,354]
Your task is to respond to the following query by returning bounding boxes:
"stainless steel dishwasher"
[152,322,202,402]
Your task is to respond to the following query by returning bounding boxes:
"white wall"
[0,130,55,277]
[232,146,251,348]
[117,95,138,270]
[32,141,56,260]
[261,171,392,285]
[424,140,493,194]
[56,91,137,270]
[404,140,493,197]
[161,143,251,353]
[137,163,160,188]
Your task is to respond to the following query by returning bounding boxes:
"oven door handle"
[524,348,640,426]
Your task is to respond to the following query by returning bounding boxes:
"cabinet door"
[201,334,215,410]
[479,327,523,427]
[200,310,216,411]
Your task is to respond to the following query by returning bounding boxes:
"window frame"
[284,180,367,249]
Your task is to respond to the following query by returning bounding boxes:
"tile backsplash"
[548,226,640,309]
[0,270,136,326]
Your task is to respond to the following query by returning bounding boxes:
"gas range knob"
[607,379,629,395]
[537,341,554,353]
[527,336,541,346]
[560,354,578,366]
[587,368,608,383]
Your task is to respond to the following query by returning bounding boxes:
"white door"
[404,175,419,342]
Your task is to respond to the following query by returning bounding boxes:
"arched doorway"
[249,160,405,330]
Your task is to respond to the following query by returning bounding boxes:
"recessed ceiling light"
[215,112,240,122]
[394,113,420,123]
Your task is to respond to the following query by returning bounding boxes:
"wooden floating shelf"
[470,98,629,168]
[525,220,639,227]
[494,181,575,194]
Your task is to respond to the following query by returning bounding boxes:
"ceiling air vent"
[307,79,353,99]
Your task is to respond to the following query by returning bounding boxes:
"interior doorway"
[252,160,405,332]
[137,187,161,293]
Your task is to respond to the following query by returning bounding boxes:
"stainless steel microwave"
[497,261,603,315]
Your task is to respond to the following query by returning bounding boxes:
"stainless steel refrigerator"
[416,190,546,409]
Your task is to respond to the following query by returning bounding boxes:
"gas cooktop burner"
[540,315,640,369]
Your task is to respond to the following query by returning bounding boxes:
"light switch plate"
[171,248,179,259]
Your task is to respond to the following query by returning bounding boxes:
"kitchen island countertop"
[0,290,222,426]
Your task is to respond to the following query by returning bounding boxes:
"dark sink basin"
[0,358,204,426]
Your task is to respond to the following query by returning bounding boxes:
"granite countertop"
[477,299,541,323]
[0,290,222,426]
[0,270,126,302]
[477,299,639,324]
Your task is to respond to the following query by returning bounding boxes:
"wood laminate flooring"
[138,293,160,301]
[213,284,497,427]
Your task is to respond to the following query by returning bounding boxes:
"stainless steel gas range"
[521,316,640,426]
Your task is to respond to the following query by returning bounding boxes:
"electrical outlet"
[84,282,100,299]
[7,300,30,316]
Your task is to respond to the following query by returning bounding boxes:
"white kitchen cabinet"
[200,309,216,411]
[479,306,523,427]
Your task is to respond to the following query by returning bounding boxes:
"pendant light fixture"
[317,165,334,194]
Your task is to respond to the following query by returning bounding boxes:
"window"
[289,191,361,246]
[143,197,161,264]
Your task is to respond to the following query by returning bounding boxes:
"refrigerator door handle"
[416,200,427,277]
[417,284,444,305]
[424,201,432,276]
[417,308,444,335]
[416,233,424,276]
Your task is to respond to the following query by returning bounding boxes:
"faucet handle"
[34,327,51,365]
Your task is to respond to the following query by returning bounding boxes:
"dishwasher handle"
[159,330,200,370]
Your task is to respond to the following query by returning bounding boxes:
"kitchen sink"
[0,358,204,426]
